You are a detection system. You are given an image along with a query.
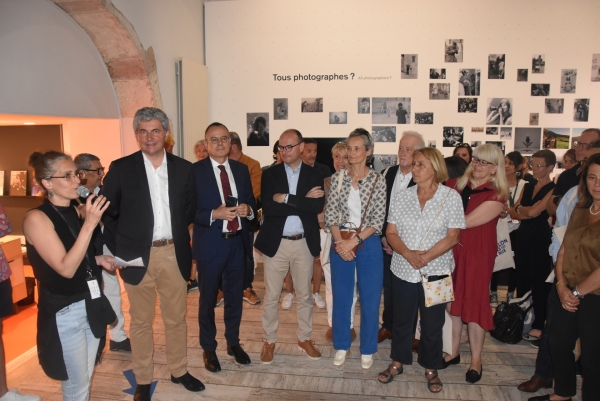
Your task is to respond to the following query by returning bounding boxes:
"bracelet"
[556,280,565,286]
[515,205,522,214]
[356,235,363,245]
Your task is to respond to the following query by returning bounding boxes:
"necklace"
[590,204,600,215]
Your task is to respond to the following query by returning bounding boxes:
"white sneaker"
[333,350,347,366]
[281,293,294,310]
[0,389,41,401]
[312,293,326,309]
[361,354,373,369]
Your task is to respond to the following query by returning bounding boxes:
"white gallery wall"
[206,0,600,167]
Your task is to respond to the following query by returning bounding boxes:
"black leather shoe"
[527,395,572,401]
[203,351,221,372]
[171,372,205,392]
[466,365,482,384]
[110,338,132,352]
[134,384,151,401]
[227,344,251,365]
[440,354,460,369]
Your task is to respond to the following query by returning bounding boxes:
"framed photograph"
[458,98,477,113]
[429,69,446,79]
[545,99,564,114]
[445,39,463,63]
[517,69,528,82]
[514,127,542,154]
[372,97,411,124]
[401,54,418,79]
[532,54,545,73]
[246,113,270,146]
[458,69,480,95]
[329,112,347,124]
[486,127,498,135]
[560,69,577,93]
[530,113,539,126]
[486,98,513,125]
[371,126,396,143]
[9,171,27,196]
[428,140,437,148]
[531,84,550,96]
[471,141,482,147]
[415,112,433,124]
[273,98,288,120]
[358,97,371,114]
[486,141,506,154]
[543,128,570,149]
[31,179,44,197]
[488,54,505,79]
[301,98,323,112]
[430,83,450,100]
[373,155,398,170]
[471,127,484,133]
[500,127,513,140]
[591,54,600,82]
[443,127,464,147]
[574,99,590,122]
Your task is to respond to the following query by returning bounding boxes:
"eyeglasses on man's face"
[80,167,105,176]
[472,157,495,167]
[576,141,591,150]
[208,136,231,144]
[530,163,549,169]
[277,143,301,152]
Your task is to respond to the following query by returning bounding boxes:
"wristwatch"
[553,196,562,206]
[572,286,584,299]
[356,235,364,245]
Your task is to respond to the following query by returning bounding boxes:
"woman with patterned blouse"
[325,128,387,370]
[378,148,465,393]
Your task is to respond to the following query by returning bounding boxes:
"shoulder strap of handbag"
[358,173,379,232]
[336,170,345,221]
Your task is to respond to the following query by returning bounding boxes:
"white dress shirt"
[391,169,412,199]
[142,150,172,241]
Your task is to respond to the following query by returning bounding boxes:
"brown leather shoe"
[378,327,392,343]
[298,339,321,360]
[350,328,357,342]
[215,290,224,307]
[260,341,275,364]
[517,375,553,392]
[243,288,261,305]
[325,327,332,341]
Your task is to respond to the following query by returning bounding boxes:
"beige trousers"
[123,244,188,384]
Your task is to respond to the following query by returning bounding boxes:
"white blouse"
[387,185,466,283]
[347,186,362,227]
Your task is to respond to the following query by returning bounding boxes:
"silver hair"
[401,131,425,149]
[74,153,100,170]
[348,128,374,151]
[133,107,170,132]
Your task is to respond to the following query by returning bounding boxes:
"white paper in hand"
[114,256,144,267]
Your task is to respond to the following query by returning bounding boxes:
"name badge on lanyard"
[86,274,101,299]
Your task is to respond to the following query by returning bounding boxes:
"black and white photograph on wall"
[531,84,550,96]
[357,97,370,114]
[458,98,477,113]
[530,113,539,126]
[517,69,529,82]
[458,69,480,95]
[591,54,600,82]
[374,155,398,170]
[574,98,590,122]
[428,140,437,148]
[301,98,323,112]
[488,54,505,79]
[560,69,577,93]
[430,69,446,79]
[445,39,463,62]
[472,127,484,133]
[471,141,482,147]
[532,54,545,73]
[9,171,26,196]
[273,98,288,120]
[486,127,498,136]
[486,98,513,125]
[514,127,542,154]
[371,126,396,142]
[500,127,513,140]
[401,54,418,79]
[543,128,570,149]
[415,112,433,124]
[486,141,506,154]
[430,83,450,100]
[246,113,270,146]
[372,97,411,124]
[545,98,564,114]
[443,126,464,147]
[329,112,347,124]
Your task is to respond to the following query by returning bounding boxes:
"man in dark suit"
[378,131,424,344]
[254,129,325,364]
[192,122,256,373]
[102,107,203,401]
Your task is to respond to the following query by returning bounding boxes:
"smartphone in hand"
[225,195,238,208]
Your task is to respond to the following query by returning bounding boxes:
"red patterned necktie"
[218,165,239,232]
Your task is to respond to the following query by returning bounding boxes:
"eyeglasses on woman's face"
[472,157,495,167]
[46,172,82,180]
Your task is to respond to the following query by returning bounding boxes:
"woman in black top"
[23,151,116,401]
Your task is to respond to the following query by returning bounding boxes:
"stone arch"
[51,0,162,118]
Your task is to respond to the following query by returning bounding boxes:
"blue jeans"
[56,299,100,401]
[331,235,383,354]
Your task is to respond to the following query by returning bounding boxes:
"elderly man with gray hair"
[378,131,425,344]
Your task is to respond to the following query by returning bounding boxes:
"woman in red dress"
[442,144,508,383]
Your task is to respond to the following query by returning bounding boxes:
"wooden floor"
[7,263,581,401]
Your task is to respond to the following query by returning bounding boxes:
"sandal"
[425,369,443,393]
[378,363,403,384]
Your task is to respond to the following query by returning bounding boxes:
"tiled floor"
[6,265,581,400]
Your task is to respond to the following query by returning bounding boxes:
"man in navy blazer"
[192,122,257,373]
[102,107,203,401]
